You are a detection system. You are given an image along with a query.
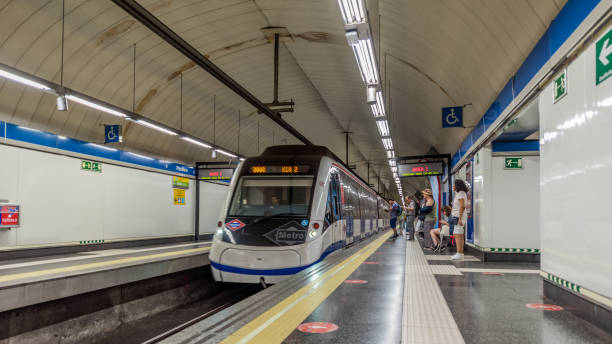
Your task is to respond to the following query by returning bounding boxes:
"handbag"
[415,219,423,232]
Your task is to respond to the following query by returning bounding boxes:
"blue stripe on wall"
[492,140,540,152]
[452,0,601,168]
[1,121,195,176]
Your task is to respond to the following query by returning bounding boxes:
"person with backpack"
[389,199,401,238]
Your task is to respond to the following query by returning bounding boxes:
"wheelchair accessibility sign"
[442,106,463,128]
[104,125,121,143]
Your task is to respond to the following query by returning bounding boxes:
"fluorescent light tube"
[181,137,212,149]
[386,150,395,159]
[389,159,396,167]
[239,158,246,161]
[351,39,379,85]
[338,0,366,25]
[136,119,177,135]
[377,120,389,137]
[216,149,237,158]
[382,138,393,150]
[67,95,126,118]
[0,68,51,90]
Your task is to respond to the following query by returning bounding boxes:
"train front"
[209,155,324,285]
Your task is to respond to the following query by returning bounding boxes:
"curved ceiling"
[0,0,565,197]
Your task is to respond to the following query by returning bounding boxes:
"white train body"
[209,145,390,284]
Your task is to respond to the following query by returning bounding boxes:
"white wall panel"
[539,26,612,299]
[490,155,540,249]
[0,144,194,247]
[198,181,230,234]
[473,147,493,248]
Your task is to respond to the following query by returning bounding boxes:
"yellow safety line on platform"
[0,247,210,283]
[221,231,392,344]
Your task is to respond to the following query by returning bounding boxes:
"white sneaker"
[450,253,464,261]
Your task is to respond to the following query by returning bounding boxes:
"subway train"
[209,145,390,284]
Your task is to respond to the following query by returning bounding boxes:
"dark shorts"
[448,216,459,235]
[390,218,397,229]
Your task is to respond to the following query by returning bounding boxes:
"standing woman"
[421,189,437,249]
[450,179,469,260]
[404,195,416,240]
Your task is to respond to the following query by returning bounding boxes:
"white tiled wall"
[0,144,195,247]
[539,25,612,299]
[473,147,540,249]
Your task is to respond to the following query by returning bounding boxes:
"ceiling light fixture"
[136,119,177,135]
[181,137,212,149]
[0,67,51,91]
[67,95,127,118]
[350,39,379,85]
[216,149,237,158]
[337,0,366,25]
[376,119,390,137]
[382,138,393,150]
[56,95,68,111]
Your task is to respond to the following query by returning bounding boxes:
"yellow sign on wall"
[172,176,190,189]
[173,188,186,205]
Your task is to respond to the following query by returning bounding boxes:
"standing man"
[389,199,400,238]
[405,195,416,240]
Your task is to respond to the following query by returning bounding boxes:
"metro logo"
[225,219,246,231]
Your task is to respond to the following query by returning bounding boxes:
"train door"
[329,172,342,247]
[358,188,365,240]
[341,174,354,244]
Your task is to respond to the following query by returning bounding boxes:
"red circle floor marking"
[362,261,379,264]
[297,322,339,334]
[482,272,504,275]
[344,279,368,284]
[526,303,564,311]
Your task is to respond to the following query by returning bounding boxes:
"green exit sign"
[81,160,102,172]
[596,27,612,85]
[504,158,523,170]
[553,69,567,103]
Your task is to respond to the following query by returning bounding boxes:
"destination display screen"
[248,165,311,174]
[199,168,234,180]
[398,162,444,177]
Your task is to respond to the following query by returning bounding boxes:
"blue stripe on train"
[210,240,346,276]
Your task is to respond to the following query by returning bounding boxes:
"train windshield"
[228,175,314,217]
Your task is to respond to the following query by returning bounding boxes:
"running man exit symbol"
[442,106,463,128]
[553,69,567,103]
[104,125,121,143]
[504,158,522,170]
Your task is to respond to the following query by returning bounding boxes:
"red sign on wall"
[0,205,20,228]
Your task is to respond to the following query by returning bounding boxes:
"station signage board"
[199,168,234,181]
[398,162,444,177]
[0,205,20,228]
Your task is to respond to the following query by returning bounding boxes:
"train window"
[324,174,341,232]
[228,176,314,217]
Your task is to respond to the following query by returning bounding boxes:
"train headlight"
[216,229,223,235]
[309,231,318,238]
